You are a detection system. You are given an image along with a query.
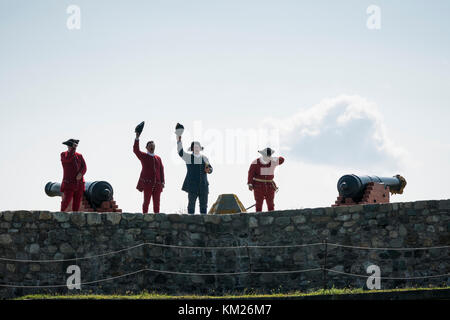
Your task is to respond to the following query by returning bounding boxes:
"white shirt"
[177,140,211,167]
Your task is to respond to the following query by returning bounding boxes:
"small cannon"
[45,181,121,212]
[333,174,407,206]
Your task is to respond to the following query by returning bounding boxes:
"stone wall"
[0,200,449,298]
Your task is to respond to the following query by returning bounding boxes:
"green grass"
[14,286,450,300]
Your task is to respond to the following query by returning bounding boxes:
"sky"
[0,0,449,213]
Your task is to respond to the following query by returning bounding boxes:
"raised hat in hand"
[175,123,184,136]
[135,121,145,135]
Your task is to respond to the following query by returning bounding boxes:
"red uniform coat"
[60,150,87,192]
[247,156,285,188]
[133,139,165,192]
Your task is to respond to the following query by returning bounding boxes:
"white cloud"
[262,95,410,172]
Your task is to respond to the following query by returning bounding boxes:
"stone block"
[343,221,356,228]
[311,216,331,223]
[106,212,122,225]
[60,243,75,254]
[399,225,408,236]
[168,214,183,222]
[30,264,40,272]
[349,205,364,213]
[249,217,258,228]
[426,216,440,223]
[126,228,141,235]
[28,244,40,254]
[259,216,274,226]
[143,214,155,222]
[284,225,295,232]
[39,212,52,220]
[326,222,340,229]
[414,201,427,210]
[87,213,102,225]
[438,200,450,210]
[54,212,70,223]
[336,214,351,222]
[204,215,221,225]
[3,212,14,222]
[122,213,137,220]
[0,222,9,229]
[70,212,86,227]
[0,234,13,246]
[275,217,291,227]
[292,216,306,224]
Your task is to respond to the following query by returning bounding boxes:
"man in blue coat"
[176,135,213,214]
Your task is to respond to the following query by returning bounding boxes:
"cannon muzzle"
[45,181,114,209]
[45,182,63,197]
[337,174,407,202]
[85,181,114,208]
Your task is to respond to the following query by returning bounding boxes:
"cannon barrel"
[45,182,63,197]
[337,174,406,201]
[45,181,114,208]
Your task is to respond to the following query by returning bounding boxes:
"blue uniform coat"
[177,141,213,194]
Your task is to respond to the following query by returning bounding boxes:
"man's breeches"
[253,184,275,212]
[61,187,84,212]
[188,192,208,214]
[143,185,162,213]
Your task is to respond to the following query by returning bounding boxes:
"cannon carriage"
[333,174,407,206]
[45,181,121,212]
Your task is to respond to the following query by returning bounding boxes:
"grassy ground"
[14,286,450,300]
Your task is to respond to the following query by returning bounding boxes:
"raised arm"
[133,136,145,160]
[272,156,285,166]
[177,136,191,163]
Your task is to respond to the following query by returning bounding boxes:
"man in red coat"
[134,132,165,213]
[247,148,284,212]
[60,139,87,212]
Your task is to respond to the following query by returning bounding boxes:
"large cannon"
[333,174,407,206]
[45,181,121,212]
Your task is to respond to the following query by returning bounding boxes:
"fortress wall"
[0,200,449,298]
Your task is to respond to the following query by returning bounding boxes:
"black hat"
[175,123,184,136]
[258,147,274,157]
[189,141,204,151]
[135,121,145,134]
[62,139,79,147]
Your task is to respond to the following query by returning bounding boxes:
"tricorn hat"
[189,141,204,151]
[135,121,145,134]
[62,139,79,147]
[175,123,184,136]
[258,147,274,157]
